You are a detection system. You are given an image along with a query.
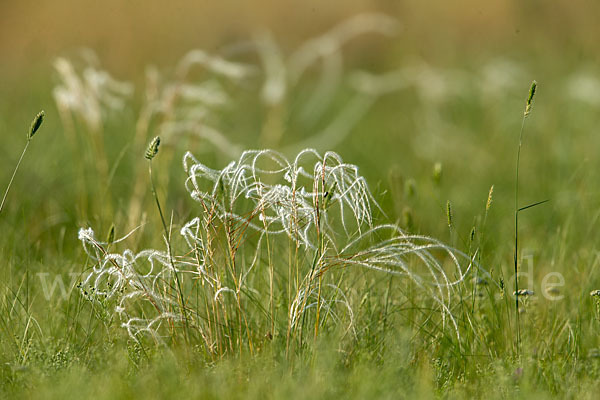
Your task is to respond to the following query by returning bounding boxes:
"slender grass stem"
[0,141,30,216]
[514,115,526,352]
[514,80,537,355]
[147,139,190,344]
[1,111,44,216]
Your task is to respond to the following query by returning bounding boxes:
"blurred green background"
[3,0,600,251]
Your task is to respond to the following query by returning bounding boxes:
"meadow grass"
[3,22,600,399]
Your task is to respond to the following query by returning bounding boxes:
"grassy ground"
[3,8,600,399]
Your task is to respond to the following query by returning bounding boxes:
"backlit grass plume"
[79,148,485,354]
[0,110,45,215]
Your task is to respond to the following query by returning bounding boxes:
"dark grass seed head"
[524,80,537,116]
[145,136,160,160]
[28,110,45,139]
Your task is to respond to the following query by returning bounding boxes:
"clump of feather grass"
[79,148,487,356]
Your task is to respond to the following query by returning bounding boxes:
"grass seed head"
[145,136,160,160]
[486,185,494,211]
[446,200,453,228]
[28,110,45,139]
[524,80,537,116]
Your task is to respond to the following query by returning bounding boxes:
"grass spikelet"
[28,110,45,140]
[524,80,537,116]
[145,136,160,160]
[486,185,494,211]
[446,200,453,228]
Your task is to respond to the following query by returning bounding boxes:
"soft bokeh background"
[2,0,600,279]
[3,0,600,238]
[2,0,600,72]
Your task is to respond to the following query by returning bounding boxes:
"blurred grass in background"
[3,0,600,258]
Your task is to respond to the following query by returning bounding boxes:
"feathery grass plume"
[79,148,485,353]
[0,110,45,216]
[433,162,442,185]
[486,185,494,211]
[524,80,537,116]
[446,200,453,228]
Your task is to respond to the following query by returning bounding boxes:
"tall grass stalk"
[145,136,190,343]
[514,81,537,353]
[0,111,45,216]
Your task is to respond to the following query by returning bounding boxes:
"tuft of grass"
[78,148,482,357]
